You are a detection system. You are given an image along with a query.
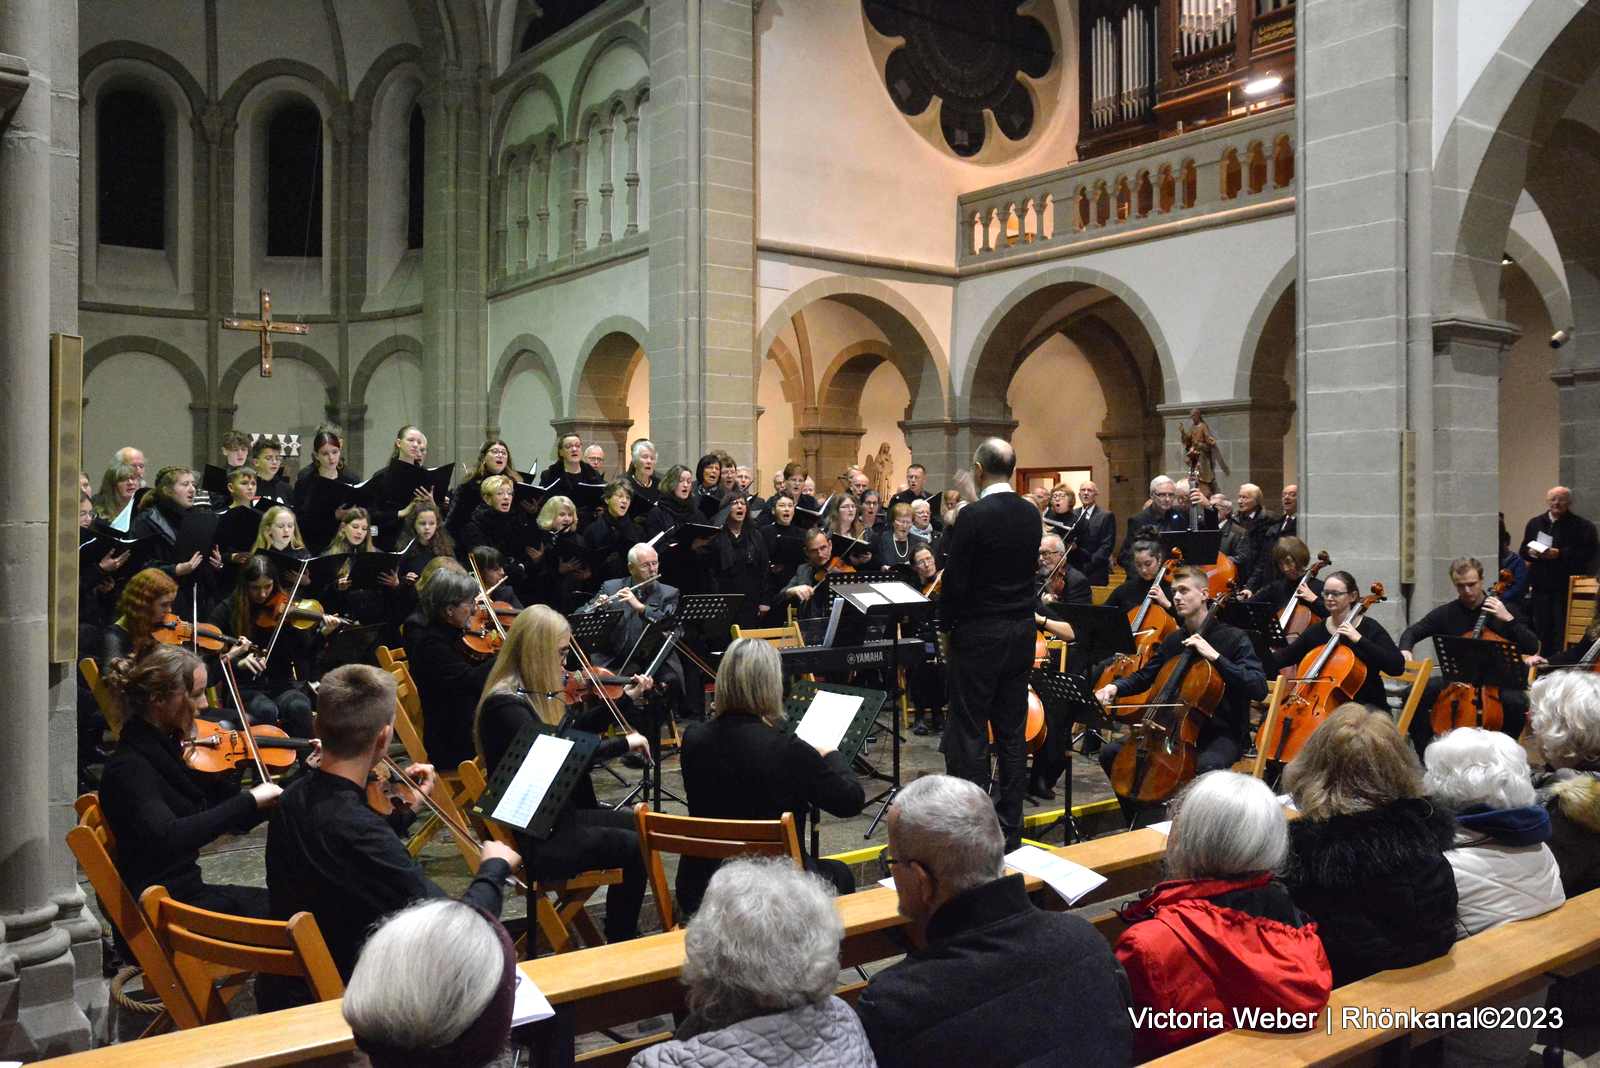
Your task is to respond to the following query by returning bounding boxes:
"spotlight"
[1243,73,1283,96]
[1551,329,1571,349]
[1501,253,1515,266]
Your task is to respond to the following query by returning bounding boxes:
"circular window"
[863,0,1058,162]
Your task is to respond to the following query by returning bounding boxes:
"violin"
[556,669,636,705]
[364,759,422,816]
[182,717,312,775]
[462,600,517,660]
[1276,550,1332,643]
[255,591,354,632]
[1109,586,1238,803]
[1094,554,1182,698]
[1429,570,1514,734]
[1257,583,1387,766]
[921,570,943,598]
[153,614,252,655]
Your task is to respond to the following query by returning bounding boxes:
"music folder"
[346,550,407,590]
[475,719,600,840]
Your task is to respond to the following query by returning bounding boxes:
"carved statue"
[1179,407,1218,496]
[862,442,895,501]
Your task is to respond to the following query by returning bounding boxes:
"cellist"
[1398,557,1540,755]
[1268,570,1404,708]
[1093,566,1266,825]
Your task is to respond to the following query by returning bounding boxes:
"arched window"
[266,103,323,257]
[407,103,425,250]
[98,89,165,249]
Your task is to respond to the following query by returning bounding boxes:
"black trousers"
[1526,586,1567,657]
[1098,728,1242,828]
[1407,677,1528,758]
[239,684,314,739]
[941,615,1036,848]
[525,807,646,942]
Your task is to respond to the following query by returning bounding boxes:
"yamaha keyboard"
[778,637,926,674]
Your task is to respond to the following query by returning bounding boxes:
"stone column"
[622,114,640,237]
[0,0,92,1055]
[648,0,757,466]
[512,151,530,272]
[570,136,589,254]
[1156,399,1295,501]
[900,419,959,493]
[1553,364,1600,508]
[596,116,614,245]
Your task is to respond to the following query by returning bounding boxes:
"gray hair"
[713,638,784,726]
[343,899,505,1055]
[626,541,657,568]
[682,857,841,1031]
[1165,771,1287,879]
[973,438,1015,478]
[890,774,1004,896]
[1150,475,1176,494]
[1423,727,1537,810]
[1530,672,1600,770]
[420,568,479,622]
[630,438,655,463]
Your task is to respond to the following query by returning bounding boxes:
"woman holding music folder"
[362,425,443,550]
[459,475,536,587]
[676,638,866,917]
[473,604,651,942]
[446,439,519,543]
[292,426,357,553]
[708,495,770,631]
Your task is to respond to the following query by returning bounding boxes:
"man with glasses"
[856,775,1132,1068]
[1117,475,1214,568]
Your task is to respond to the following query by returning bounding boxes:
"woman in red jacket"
[1115,770,1332,1060]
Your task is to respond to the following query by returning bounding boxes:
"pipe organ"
[1178,0,1236,57]
[1087,3,1156,130]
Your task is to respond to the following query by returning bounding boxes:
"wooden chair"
[1566,575,1598,648]
[140,886,343,1025]
[384,662,467,856]
[730,621,805,648]
[1389,657,1435,736]
[634,805,804,932]
[387,661,427,750]
[79,657,123,738]
[66,794,202,1033]
[1090,585,1112,607]
[455,759,621,955]
[374,644,408,671]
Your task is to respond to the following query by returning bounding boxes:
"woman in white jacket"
[1423,727,1565,1067]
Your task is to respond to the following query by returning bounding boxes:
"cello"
[1094,553,1182,696]
[1429,569,1514,734]
[1276,549,1332,643]
[1256,583,1387,766]
[1109,585,1238,804]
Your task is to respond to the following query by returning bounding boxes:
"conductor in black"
[938,439,1043,850]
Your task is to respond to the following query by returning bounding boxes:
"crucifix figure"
[221,288,309,377]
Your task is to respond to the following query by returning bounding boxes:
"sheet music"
[793,690,864,753]
[868,581,926,605]
[1004,845,1107,905]
[110,496,134,532]
[512,972,555,1025]
[1527,531,1554,555]
[822,594,847,647]
[491,734,575,827]
[849,587,890,608]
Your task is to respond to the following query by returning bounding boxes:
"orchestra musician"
[209,554,337,738]
[1398,557,1540,755]
[779,528,837,623]
[1103,539,1171,614]
[939,439,1042,851]
[1093,565,1267,826]
[96,567,177,667]
[473,606,650,943]
[402,569,495,769]
[1267,570,1404,709]
[576,543,683,707]
[1240,536,1324,621]
[1028,534,1087,803]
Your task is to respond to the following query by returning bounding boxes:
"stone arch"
[1229,258,1298,499]
[489,332,563,422]
[351,335,424,411]
[569,316,649,420]
[564,23,651,141]
[83,336,208,403]
[79,43,206,117]
[353,44,427,123]
[491,72,565,161]
[220,59,343,125]
[1233,256,1298,399]
[219,343,341,414]
[1503,227,1573,334]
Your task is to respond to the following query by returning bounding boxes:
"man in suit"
[1067,479,1117,585]
[1116,475,1215,568]
[578,542,685,718]
[1520,485,1599,652]
[938,438,1042,850]
[1247,483,1299,590]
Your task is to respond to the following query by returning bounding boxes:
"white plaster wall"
[1008,333,1109,478]
[1509,193,1569,298]
[858,363,912,485]
[500,365,560,469]
[1431,0,1536,162]
[80,0,208,76]
[84,352,195,476]
[233,359,331,468]
[756,355,795,486]
[336,0,423,92]
[215,0,339,94]
[1499,264,1559,529]
[626,354,651,446]
[361,350,426,476]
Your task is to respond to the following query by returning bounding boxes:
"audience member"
[1528,671,1600,896]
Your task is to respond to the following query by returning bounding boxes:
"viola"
[364,760,421,816]
[154,614,251,655]
[183,716,311,775]
[462,601,518,660]
[920,570,943,598]
[558,669,634,705]
[1109,585,1239,804]
[1429,570,1515,734]
[255,591,354,632]
[1257,584,1387,765]
[1276,550,1333,643]
[1094,554,1183,699]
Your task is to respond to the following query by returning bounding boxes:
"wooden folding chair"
[375,644,408,672]
[633,805,803,932]
[455,759,621,956]
[385,662,465,856]
[140,886,343,1024]
[1390,657,1434,737]
[66,794,202,1033]
[730,621,806,648]
[80,657,123,738]
[1566,576,1598,648]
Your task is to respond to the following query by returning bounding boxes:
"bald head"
[972,438,1015,482]
[1548,486,1572,519]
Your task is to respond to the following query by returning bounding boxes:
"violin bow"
[217,656,273,784]
[567,636,637,735]
[260,559,310,670]
[467,555,510,641]
[377,755,529,892]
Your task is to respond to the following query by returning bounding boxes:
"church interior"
[2,0,1600,1063]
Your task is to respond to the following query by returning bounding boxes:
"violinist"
[460,475,535,593]
[465,546,524,611]
[780,528,836,622]
[709,495,770,631]
[1029,536,1086,803]
[1399,557,1540,754]
[99,644,280,917]
[908,545,946,736]
[96,567,177,669]
[210,555,337,738]
[249,437,292,505]
[1268,571,1404,709]
[291,426,358,553]
[1104,540,1172,614]
[1240,536,1325,622]
[445,439,517,544]
[583,480,645,584]
[1094,566,1266,824]
[402,569,495,768]
[473,606,650,942]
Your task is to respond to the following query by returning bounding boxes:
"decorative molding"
[1155,397,1294,418]
[1549,366,1600,387]
[1431,316,1521,352]
[757,240,958,280]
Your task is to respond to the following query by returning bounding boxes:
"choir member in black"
[262,664,516,1006]
[583,480,644,584]
[130,465,222,604]
[1240,536,1325,623]
[525,494,592,611]
[79,492,129,630]
[907,498,940,559]
[403,568,495,769]
[545,433,602,518]
[219,429,251,472]
[1267,570,1404,709]
[97,567,177,666]
[93,461,140,521]
[1028,534,1085,802]
[1398,556,1541,754]
[251,504,310,560]
[473,605,648,941]
[1093,565,1267,826]
[584,442,608,478]
[1067,480,1117,586]
[1116,475,1213,568]
[1247,484,1300,591]
[677,638,865,915]
[908,545,946,735]
[875,503,928,577]
[466,546,524,611]
[623,437,662,524]
[823,494,874,570]
[1104,539,1171,614]
[292,426,358,553]
[323,508,398,629]
[223,465,258,512]
[861,489,886,535]
[460,475,536,592]
[363,425,436,551]
[1044,485,1076,528]
[716,453,740,501]
[887,462,933,512]
[99,645,280,916]
[646,465,714,596]
[693,454,724,519]
[762,494,809,603]
[249,437,292,505]
[210,555,335,738]
[1520,486,1599,654]
[446,439,517,544]
[768,462,821,520]
[779,528,836,623]
[709,495,770,631]
[398,503,455,586]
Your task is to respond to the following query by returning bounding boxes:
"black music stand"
[568,606,623,648]
[1216,598,1288,661]
[783,681,885,856]
[1054,604,1135,748]
[1030,668,1114,844]
[1158,530,1223,565]
[612,616,692,812]
[476,719,601,840]
[1433,636,1529,724]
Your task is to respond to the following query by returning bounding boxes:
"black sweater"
[1270,615,1405,709]
[476,691,628,844]
[404,619,494,768]
[938,490,1041,631]
[1107,617,1267,739]
[1398,598,1541,661]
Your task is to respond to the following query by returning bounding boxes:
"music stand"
[783,681,885,856]
[1055,604,1136,670]
[1030,668,1114,844]
[1433,636,1529,725]
[612,617,691,812]
[1158,530,1223,565]
[1216,598,1288,661]
[476,719,601,840]
[568,606,623,648]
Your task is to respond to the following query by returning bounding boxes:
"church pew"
[41,826,1173,1066]
[1146,887,1600,1067]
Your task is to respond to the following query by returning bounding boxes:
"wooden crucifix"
[221,289,309,378]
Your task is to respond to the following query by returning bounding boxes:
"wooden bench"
[1148,887,1600,1066]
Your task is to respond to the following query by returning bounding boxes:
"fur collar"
[1289,797,1455,888]
[1550,773,1600,834]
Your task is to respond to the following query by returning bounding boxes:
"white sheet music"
[512,972,555,1025]
[491,734,575,828]
[110,496,134,532]
[1004,845,1107,905]
[868,581,926,605]
[793,690,864,753]
[1147,820,1173,837]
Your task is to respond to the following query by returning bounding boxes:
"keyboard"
[778,638,927,674]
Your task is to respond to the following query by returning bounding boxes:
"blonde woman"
[252,504,308,556]
[474,605,650,941]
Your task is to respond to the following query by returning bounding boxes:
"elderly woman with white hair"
[629,857,874,1068]
[343,899,517,1068]
[1529,671,1600,896]
[1114,771,1331,1060]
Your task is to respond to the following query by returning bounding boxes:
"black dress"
[292,468,357,554]
[583,512,645,584]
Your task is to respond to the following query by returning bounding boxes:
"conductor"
[938,438,1043,850]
